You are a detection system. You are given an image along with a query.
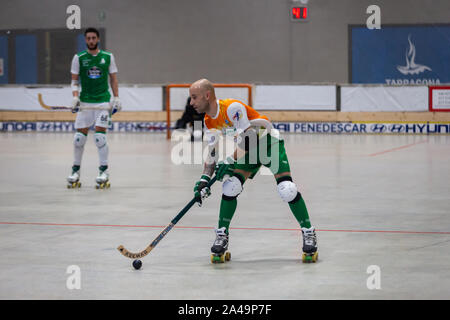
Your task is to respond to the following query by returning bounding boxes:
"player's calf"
[67,132,87,188]
[94,131,109,165]
[73,131,87,164]
[276,176,318,262]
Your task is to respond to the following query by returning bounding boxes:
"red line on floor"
[368,139,428,157]
[0,221,448,235]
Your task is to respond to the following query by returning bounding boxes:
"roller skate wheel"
[105,182,110,188]
[95,184,100,189]
[302,252,318,263]
[68,182,81,189]
[211,254,225,264]
[225,251,231,261]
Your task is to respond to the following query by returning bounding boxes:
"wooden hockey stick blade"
[117,176,217,259]
[38,93,111,111]
[117,222,176,259]
[38,93,71,110]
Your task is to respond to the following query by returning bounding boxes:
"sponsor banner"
[272,122,450,134]
[429,86,450,112]
[1,121,450,134]
[350,25,450,84]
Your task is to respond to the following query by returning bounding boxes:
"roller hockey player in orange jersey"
[190,79,318,263]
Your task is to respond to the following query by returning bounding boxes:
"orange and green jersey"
[204,99,271,133]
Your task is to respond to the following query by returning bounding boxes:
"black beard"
[87,43,98,50]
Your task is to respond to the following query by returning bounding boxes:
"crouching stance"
[190,79,318,263]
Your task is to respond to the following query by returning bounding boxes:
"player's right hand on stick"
[194,174,211,206]
[71,96,80,113]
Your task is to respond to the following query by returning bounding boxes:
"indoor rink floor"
[0,132,449,299]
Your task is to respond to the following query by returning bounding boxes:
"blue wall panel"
[77,34,85,53]
[351,25,450,84]
[15,34,37,84]
[0,36,8,84]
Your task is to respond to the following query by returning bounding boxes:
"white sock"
[94,132,108,166]
[73,132,87,166]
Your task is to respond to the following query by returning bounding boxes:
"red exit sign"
[291,6,309,21]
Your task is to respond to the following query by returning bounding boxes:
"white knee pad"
[277,181,298,203]
[73,132,87,148]
[222,176,243,198]
[94,132,107,148]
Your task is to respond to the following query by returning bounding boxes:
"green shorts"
[232,134,291,179]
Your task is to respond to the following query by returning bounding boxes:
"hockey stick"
[37,93,110,111]
[117,176,218,259]
[135,123,175,131]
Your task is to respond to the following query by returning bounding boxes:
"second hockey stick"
[117,176,218,259]
[38,93,110,111]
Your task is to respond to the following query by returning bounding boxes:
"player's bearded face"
[189,90,209,113]
[85,33,99,50]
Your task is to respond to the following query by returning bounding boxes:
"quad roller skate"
[210,227,231,264]
[95,165,110,189]
[301,226,318,263]
[67,165,81,189]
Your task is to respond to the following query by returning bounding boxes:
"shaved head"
[190,78,215,97]
[189,79,216,115]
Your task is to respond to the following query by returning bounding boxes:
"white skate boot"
[301,226,318,263]
[95,165,110,189]
[210,227,231,263]
[67,166,81,189]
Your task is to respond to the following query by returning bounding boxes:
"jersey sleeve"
[226,102,251,132]
[109,53,118,74]
[70,54,79,75]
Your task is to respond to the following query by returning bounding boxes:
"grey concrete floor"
[0,132,449,299]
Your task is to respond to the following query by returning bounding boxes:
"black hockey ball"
[133,259,142,270]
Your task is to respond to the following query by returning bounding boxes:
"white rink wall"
[0,84,441,112]
[0,85,163,111]
[341,86,429,111]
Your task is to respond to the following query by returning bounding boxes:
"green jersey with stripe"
[77,50,112,103]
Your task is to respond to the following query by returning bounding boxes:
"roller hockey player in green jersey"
[67,27,121,189]
[190,79,318,264]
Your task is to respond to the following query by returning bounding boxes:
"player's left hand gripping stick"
[194,174,213,207]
